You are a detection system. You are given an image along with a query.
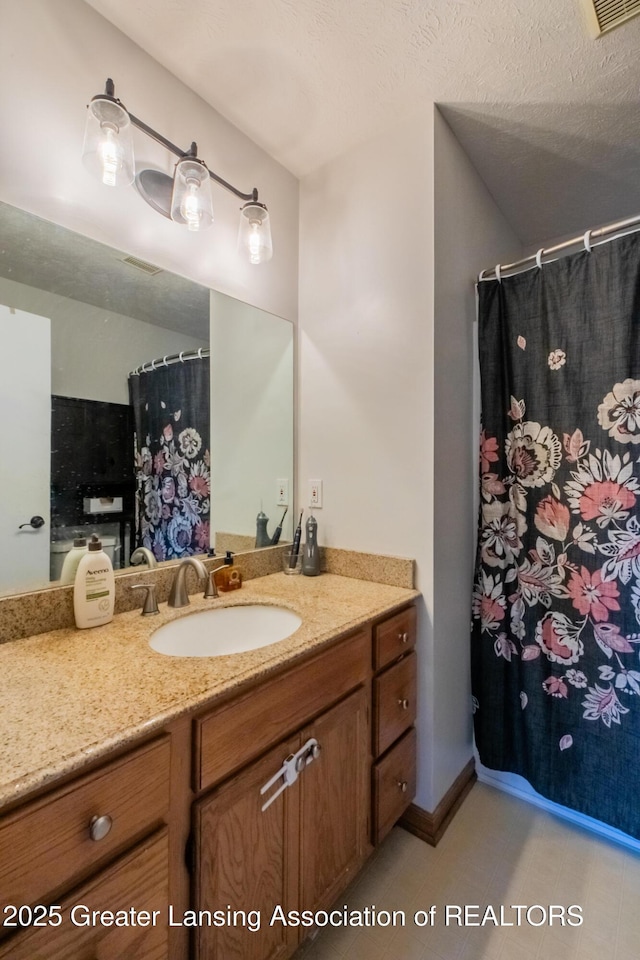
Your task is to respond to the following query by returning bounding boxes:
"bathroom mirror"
[0,201,294,597]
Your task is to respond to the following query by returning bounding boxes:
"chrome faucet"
[168,556,221,607]
[130,546,158,569]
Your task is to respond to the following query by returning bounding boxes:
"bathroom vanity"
[0,573,417,959]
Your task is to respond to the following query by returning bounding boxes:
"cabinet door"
[194,735,301,960]
[299,686,370,913]
[0,829,168,960]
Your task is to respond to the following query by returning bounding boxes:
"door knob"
[18,515,45,529]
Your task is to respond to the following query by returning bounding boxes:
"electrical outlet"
[308,479,323,508]
[276,479,289,506]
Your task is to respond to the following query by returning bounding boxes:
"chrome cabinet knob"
[311,742,322,760]
[396,780,408,793]
[398,698,410,710]
[89,814,113,841]
[399,631,409,643]
[295,755,307,773]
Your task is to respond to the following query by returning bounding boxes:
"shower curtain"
[471,232,640,839]
[128,356,210,562]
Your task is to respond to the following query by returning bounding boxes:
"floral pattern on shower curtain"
[471,232,640,839]
[128,356,210,561]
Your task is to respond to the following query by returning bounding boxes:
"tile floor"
[294,782,640,960]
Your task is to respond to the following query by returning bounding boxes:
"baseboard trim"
[399,758,476,846]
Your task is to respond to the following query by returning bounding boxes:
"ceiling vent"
[119,254,163,276]
[584,0,640,34]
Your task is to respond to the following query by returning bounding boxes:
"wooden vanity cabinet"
[0,736,171,959]
[372,606,417,845]
[0,829,169,960]
[0,602,416,960]
[192,640,371,960]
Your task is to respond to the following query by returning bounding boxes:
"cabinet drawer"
[373,652,416,757]
[373,606,416,671]
[196,629,369,792]
[0,735,170,915]
[373,727,416,845]
[0,828,169,960]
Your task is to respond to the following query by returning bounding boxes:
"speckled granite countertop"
[0,572,418,811]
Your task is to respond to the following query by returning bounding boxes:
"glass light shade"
[238,202,273,264]
[170,158,214,231]
[82,97,135,187]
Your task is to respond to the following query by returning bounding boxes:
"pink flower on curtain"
[543,676,568,698]
[480,430,499,473]
[582,684,630,728]
[579,481,636,525]
[535,612,584,664]
[472,573,507,633]
[567,567,620,622]
[534,496,570,541]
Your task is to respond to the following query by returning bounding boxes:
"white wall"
[299,115,437,807]
[0,277,206,405]
[299,108,522,811]
[432,107,522,803]
[0,0,298,324]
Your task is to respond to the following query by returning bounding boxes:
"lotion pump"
[73,534,115,628]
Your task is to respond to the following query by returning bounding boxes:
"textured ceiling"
[84,0,640,244]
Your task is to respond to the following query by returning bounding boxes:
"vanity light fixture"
[82,78,273,263]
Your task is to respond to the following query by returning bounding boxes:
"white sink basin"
[149,604,302,658]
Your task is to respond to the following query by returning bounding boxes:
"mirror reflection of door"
[0,304,51,591]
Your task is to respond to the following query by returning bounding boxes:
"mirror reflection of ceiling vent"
[584,0,640,34]
[119,254,163,276]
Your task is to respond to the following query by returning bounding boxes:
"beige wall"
[0,0,299,323]
[299,108,522,811]
[299,115,437,807]
[432,107,522,804]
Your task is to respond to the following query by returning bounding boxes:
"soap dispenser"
[214,551,243,592]
[302,514,321,577]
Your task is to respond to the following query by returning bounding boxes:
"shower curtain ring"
[179,351,185,363]
[478,269,487,282]
[495,263,502,283]
[197,348,203,359]
[584,230,592,253]
[536,248,544,270]
[162,355,169,367]
[151,359,157,371]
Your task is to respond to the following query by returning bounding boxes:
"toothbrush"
[271,506,288,546]
[289,511,303,568]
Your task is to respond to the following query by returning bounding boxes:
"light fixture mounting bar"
[102,78,258,203]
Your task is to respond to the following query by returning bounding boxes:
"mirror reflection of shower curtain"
[128,357,210,562]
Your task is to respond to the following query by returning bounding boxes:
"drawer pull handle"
[398,698,410,710]
[399,631,409,643]
[89,814,113,841]
[397,780,408,793]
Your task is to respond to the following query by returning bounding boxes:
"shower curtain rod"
[129,347,210,377]
[478,210,640,282]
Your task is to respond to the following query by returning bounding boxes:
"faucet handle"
[131,583,159,616]
[204,571,219,599]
